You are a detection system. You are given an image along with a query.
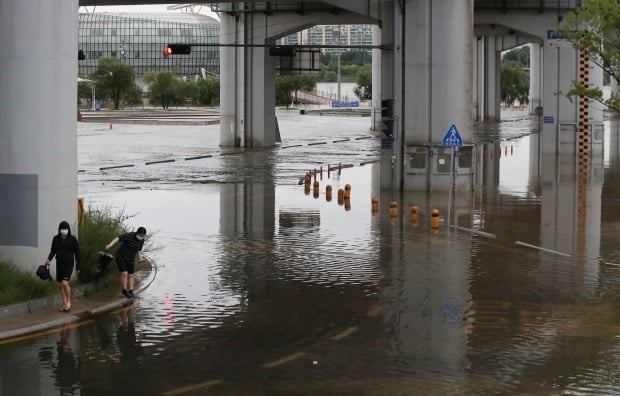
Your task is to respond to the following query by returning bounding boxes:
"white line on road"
[515,241,571,257]
[161,379,223,395]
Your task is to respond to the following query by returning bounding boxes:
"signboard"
[442,124,463,147]
[332,101,359,108]
[546,29,575,48]
[543,116,554,124]
[381,138,394,149]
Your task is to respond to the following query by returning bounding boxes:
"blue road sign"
[442,124,463,147]
[332,101,359,108]
[543,116,554,124]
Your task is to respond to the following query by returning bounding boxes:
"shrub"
[78,206,129,282]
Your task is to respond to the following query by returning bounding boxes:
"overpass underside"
[0,0,600,269]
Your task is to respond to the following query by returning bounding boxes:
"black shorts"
[56,263,73,282]
[116,255,135,274]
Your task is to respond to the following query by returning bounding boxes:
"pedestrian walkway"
[0,267,155,342]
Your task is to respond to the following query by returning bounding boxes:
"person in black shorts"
[106,227,146,298]
[45,221,80,312]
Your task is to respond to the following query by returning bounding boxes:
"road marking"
[99,164,134,170]
[162,379,223,395]
[330,326,358,341]
[515,241,571,257]
[365,304,383,318]
[0,319,95,345]
[449,225,496,239]
[145,159,175,165]
[262,352,306,368]
[184,154,212,160]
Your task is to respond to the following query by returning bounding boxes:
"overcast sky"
[81,4,218,17]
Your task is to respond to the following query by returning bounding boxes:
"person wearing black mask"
[105,226,146,299]
[45,221,80,312]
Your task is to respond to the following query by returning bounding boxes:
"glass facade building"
[78,12,220,79]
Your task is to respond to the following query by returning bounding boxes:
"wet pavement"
[2,109,620,395]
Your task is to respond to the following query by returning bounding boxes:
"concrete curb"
[0,264,157,341]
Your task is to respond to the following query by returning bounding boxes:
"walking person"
[105,227,146,298]
[45,221,80,312]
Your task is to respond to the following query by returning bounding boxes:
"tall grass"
[0,262,59,305]
[78,206,128,282]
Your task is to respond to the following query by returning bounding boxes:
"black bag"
[36,264,52,281]
[98,252,114,271]
[95,252,115,283]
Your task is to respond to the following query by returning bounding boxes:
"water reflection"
[3,117,620,394]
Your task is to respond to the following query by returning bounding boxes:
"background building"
[78,12,220,80]
[278,25,373,54]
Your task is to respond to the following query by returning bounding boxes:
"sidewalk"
[0,266,156,342]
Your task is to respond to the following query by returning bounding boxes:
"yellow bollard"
[410,206,418,227]
[431,209,440,229]
[344,198,351,211]
[338,189,345,205]
[326,185,332,202]
[389,201,398,217]
[77,197,85,226]
[313,180,320,195]
[344,184,351,199]
[371,197,379,214]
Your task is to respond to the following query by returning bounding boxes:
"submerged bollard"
[371,197,379,214]
[326,185,333,202]
[344,198,351,211]
[389,201,398,217]
[431,209,440,229]
[344,184,351,199]
[338,188,345,205]
[410,206,418,220]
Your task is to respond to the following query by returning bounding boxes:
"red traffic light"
[163,44,191,55]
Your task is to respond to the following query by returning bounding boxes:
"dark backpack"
[36,264,52,281]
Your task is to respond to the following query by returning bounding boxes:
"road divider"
[99,164,134,170]
[145,159,175,165]
[184,154,213,160]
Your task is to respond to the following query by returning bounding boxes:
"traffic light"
[164,44,191,55]
[78,49,85,60]
[381,98,395,139]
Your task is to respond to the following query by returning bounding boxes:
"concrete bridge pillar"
[529,43,542,114]
[0,0,78,270]
[219,12,276,148]
[483,35,501,121]
[382,0,473,191]
[371,25,382,131]
[542,45,578,153]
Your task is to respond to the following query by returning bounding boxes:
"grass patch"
[0,262,59,305]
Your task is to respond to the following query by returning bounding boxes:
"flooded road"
[2,112,620,395]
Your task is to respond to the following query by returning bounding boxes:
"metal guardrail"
[475,0,581,10]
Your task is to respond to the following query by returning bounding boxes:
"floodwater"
[2,111,620,395]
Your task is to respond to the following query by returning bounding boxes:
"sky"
[80,4,218,18]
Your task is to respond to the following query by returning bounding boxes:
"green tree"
[503,46,530,67]
[559,0,620,112]
[196,76,220,107]
[276,75,309,107]
[354,64,372,100]
[175,79,198,108]
[90,57,137,110]
[145,71,180,110]
[501,61,530,107]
